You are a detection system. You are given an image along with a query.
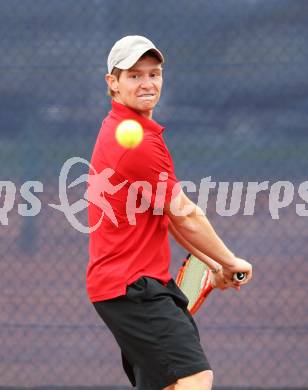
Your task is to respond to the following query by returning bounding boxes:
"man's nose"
[139,76,153,88]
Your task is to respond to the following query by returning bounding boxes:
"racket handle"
[233,272,246,282]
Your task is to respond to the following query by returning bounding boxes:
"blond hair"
[107,68,122,97]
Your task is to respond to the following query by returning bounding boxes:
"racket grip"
[233,272,246,282]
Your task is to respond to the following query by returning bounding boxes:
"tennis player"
[86,35,252,390]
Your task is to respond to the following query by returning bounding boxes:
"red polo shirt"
[86,101,180,302]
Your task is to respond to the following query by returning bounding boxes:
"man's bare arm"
[168,219,221,272]
[165,190,252,282]
[168,219,242,290]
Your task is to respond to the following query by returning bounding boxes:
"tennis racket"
[176,254,246,314]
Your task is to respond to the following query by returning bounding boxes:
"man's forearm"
[167,191,236,267]
[175,211,235,267]
[168,219,221,271]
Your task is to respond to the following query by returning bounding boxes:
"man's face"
[108,56,163,119]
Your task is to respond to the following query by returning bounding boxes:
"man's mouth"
[137,93,155,100]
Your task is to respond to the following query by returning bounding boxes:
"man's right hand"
[222,257,253,286]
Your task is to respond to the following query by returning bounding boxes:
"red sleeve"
[116,135,181,210]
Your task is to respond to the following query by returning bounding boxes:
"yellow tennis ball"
[115,119,143,148]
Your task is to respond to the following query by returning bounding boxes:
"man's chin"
[135,101,157,113]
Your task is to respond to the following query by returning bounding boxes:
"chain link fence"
[1,0,307,388]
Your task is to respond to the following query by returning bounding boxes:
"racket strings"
[178,256,210,311]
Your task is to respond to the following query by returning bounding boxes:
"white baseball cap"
[107,35,164,74]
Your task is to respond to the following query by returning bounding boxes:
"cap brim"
[114,47,164,71]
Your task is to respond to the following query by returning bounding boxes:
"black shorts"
[93,276,211,390]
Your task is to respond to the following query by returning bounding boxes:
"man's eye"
[130,74,138,79]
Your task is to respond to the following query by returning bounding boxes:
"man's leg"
[163,385,175,390]
[164,370,213,390]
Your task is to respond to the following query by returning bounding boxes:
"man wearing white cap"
[87,35,252,390]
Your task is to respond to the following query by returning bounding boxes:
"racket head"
[176,254,213,314]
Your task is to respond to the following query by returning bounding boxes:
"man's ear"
[105,74,119,93]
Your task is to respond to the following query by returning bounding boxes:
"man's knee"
[175,370,213,390]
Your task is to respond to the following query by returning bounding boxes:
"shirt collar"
[110,100,164,134]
